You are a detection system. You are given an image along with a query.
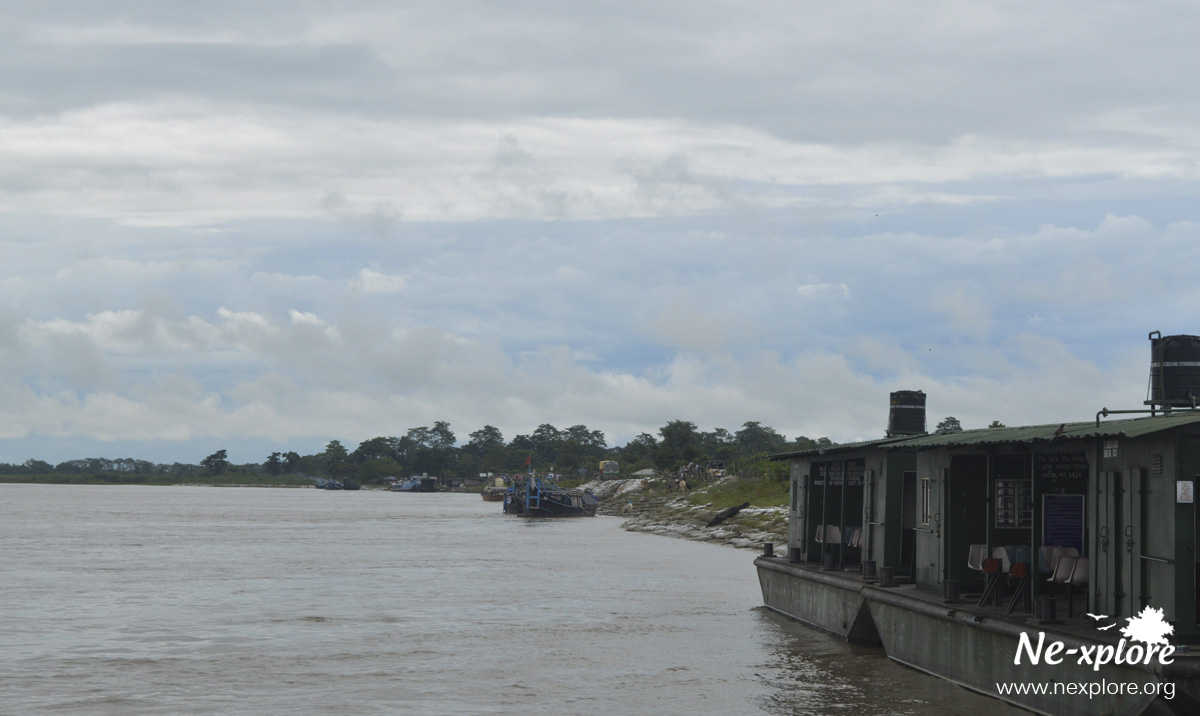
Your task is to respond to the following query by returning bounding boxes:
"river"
[0,484,1023,715]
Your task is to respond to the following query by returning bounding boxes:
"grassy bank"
[685,475,788,510]
[603,473,789,512]
[591,473,788,549]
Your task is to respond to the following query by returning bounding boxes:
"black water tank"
[887,390,927,436]
[1149,334,1200,407]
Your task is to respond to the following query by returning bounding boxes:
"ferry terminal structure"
[756,334,1200,715]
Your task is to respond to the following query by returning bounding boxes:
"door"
[864,468,879,564]
[901,471,916,571]
[947,455,989,585]
[1096,469,1143,619]
[790,464,808,561]
[1125,468,1146,613]
[1094,470,1117,616]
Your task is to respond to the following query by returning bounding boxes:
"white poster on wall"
[1177,481,1194,504]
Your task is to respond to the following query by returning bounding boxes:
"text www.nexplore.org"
[996,679,1175,700]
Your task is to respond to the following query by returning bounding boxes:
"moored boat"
[502,474,597,517]
[391,475,439,492]
[480,476,508,501]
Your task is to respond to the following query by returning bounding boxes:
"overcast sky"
[4,1,1200,465]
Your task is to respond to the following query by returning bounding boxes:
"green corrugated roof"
[770,411,1200,460]
[768,435,914,460]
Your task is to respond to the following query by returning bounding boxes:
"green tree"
[201,449,229,474]
[352,436,398,463]
[656,420,700,469]
[531,424,563,464]
[506,434,536,471]
[463,425,506,476]
[322,440,350,475]
[935,416,963,434]
[22,459,53,474]
[265,452,283,475]
[430,421,456,449]
[402,422,458,476]
[468,425,505,453]
[556,425,608,472]
[429,421,458,476]
[618,432,658,468]
[735,421,788,455]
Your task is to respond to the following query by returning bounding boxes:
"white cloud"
[2,2,1200,463]
[797,282,849,300]
[4,101,1200,227]
[351,268,406,294]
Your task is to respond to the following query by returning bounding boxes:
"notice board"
[1042,494,1085,555]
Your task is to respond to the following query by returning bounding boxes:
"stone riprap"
[585,477,787,550]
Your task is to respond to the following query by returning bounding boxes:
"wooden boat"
[502,474,597,517]
[480,476,508,501]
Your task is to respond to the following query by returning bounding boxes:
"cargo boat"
[503,474,598,517]
[481,476,508,501]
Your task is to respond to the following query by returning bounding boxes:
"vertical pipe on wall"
[820,461,829,565]
[839,460,848,567]
[1030,452,1040,603]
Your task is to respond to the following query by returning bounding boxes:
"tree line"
[0,419,832,483]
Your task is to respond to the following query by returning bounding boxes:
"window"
[995,478,1032,529]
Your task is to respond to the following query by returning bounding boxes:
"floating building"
[756,333,1200,715]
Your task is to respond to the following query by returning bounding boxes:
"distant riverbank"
[0,474,314,487]
[2,472,789,551]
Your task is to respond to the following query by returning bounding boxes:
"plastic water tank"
[1149,334,1200,407]
[887,390,927,436]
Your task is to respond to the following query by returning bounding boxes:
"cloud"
[2,2,1200,464]
[4,99,1200,227]
[351,268,406,294]
[797,282,850,300]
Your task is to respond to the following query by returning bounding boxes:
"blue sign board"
[1042,494,1085,556]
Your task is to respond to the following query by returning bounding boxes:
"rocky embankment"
[582,477,787,550]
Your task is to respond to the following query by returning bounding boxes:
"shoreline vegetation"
[0,419,827,488]
[2,418,811,549]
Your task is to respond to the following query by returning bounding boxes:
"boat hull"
[755,556,1200,716]
[502,478,597,517]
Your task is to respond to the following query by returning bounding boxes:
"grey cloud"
[3,1,1200,462]
[0,1,1195,148]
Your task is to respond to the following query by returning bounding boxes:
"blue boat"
[502,474,597,517]
[390,475,439,492]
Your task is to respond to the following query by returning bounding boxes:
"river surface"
[1,484,1024,715]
